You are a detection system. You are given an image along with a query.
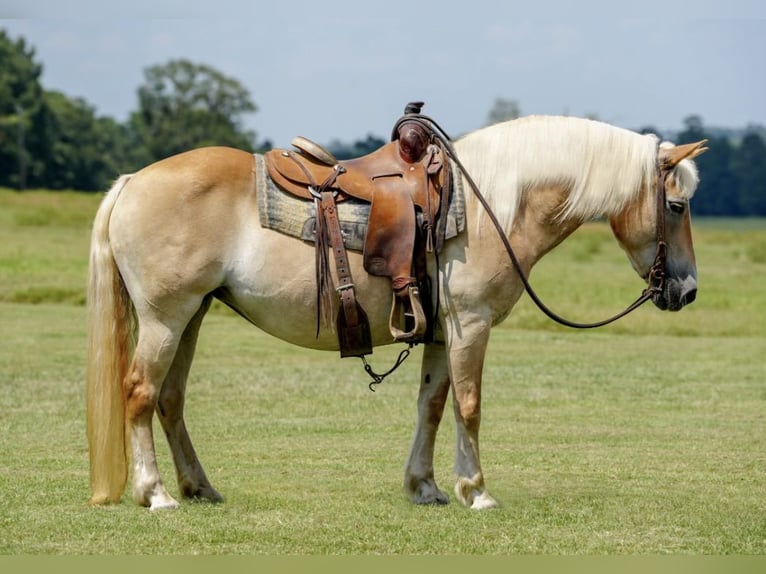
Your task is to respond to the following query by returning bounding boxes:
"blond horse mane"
[453,115,698,232]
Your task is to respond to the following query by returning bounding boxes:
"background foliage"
[1,29,765,217]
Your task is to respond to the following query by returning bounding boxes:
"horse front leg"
[447,325,498,509]
[403,343,451,505]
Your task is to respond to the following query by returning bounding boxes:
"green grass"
[0,189,100,306]
[0,188,764,554]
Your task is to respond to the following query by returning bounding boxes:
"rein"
[359,108,669,389]
[468,157,668,329]
[396,111,670,330]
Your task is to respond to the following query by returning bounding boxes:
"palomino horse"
[86,114,707,510]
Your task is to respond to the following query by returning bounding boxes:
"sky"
[1,1,765,147]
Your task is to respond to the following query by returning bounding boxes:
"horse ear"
[660,139,709,169]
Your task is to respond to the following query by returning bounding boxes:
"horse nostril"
[682,288,697,306]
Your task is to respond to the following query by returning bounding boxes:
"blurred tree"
[677,115,706,142]
[677,115,741,216]
[327,133,386,160]
[130,59,258,162]
[486,97,521,125]
[638,125,665,141]
[41,91,132,191]
[731,130,766,216]
[0,29,46,189]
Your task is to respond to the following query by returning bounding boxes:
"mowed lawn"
[0,189,764,554]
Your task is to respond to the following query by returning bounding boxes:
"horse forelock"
[455,115,659,231]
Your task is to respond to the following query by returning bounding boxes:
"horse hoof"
[186,486,224,503]
[409,481,450,505]
[470,492,498,510]
[202,489,224,503]
[429,492,450,505]
[414,492,450,505]
[149,498,181,511]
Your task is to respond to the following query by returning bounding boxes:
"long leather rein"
[396,112,670,330]
[361,112,669,388]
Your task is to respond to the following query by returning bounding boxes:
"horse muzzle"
[652,276,697,311]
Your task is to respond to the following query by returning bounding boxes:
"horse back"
[131,146,256,201]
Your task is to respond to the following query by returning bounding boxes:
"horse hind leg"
[126,300,204,510]
[403,343,451,505]
[155,295,223,503]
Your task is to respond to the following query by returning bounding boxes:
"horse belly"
[223,229,398,351]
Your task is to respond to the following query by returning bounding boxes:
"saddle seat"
[264,137,443,212]
[263,116,450,355]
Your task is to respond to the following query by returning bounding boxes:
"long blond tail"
[86,175,134,505]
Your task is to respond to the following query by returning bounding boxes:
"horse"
[86,113,707,510]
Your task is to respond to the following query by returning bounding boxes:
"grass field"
[0,188,764,555]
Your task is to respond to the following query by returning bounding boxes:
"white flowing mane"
[454,115,665,231]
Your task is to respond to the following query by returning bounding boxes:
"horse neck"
[506,184,587,273]
[454,167,586,277]
[454,118,657,273]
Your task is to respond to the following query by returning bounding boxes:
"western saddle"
[264,102,452,357]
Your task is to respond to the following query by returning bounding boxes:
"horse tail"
[86,174,134,505]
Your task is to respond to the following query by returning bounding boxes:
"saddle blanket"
[254,153,465,252]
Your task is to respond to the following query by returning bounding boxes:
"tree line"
[1,30,765,216]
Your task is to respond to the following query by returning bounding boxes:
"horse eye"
[668,201,686,215]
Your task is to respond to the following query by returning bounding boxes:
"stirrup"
[389,285,427,343]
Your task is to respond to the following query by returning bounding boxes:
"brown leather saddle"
[264,103,452,357]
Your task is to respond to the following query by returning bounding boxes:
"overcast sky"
[2,1,765,147]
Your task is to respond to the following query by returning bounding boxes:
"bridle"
[361,109,670,389]
[402,110,670,330]
[499,158,669,329]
